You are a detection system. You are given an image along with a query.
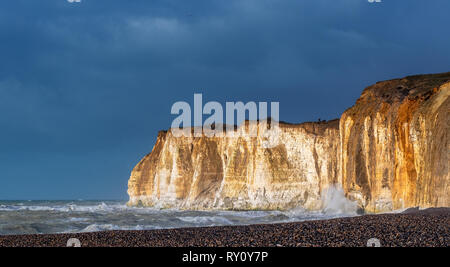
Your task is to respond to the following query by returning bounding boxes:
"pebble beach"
[0,208,448,247]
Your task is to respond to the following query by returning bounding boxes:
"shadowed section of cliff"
[128,72,450,212]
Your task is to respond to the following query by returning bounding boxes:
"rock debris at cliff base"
[0,208,448,247]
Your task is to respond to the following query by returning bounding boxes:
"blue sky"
[0,0,449,200]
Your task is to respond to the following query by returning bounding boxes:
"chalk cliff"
[340,73,450,212]
[128,72,450,212]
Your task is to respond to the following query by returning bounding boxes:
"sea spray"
[321,185,359,215]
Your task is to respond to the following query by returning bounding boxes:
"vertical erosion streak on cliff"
[128,72,450,212]
[411,82,450,208]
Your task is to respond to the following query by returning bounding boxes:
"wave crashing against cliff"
[128,72,450,213]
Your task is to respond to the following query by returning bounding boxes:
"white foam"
[321,185,358,215]
[217,210,278,218]
[79,224,158,233]
[177,216,233,225]
[0,202,161,213]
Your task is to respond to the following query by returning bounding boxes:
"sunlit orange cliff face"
[128,72,450,213]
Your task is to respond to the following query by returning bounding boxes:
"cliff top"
[359,71,450,104]
[162,118,340,139]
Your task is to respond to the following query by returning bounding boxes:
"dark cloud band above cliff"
[0,0,449,199]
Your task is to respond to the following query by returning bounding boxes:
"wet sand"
[0,208,448,247]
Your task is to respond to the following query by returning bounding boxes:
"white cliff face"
[128,73,450,212]
[128,120,341,210]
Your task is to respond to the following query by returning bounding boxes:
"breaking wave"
[321,185,359,215]
[79,224,159,232]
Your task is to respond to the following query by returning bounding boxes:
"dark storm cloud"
[0,0,449,199]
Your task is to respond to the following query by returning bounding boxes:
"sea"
[0,189,360,235]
